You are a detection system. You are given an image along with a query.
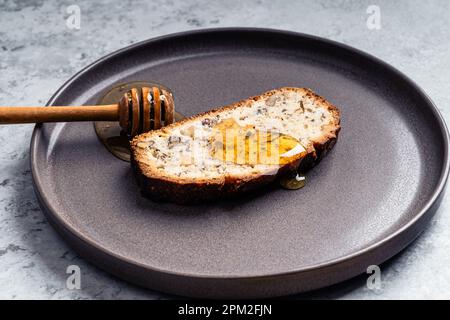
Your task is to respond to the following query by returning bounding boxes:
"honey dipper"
[0,86,175,137]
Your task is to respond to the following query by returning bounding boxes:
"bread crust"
[131,87,340,204]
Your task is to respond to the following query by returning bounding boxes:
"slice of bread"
[131,87,340,204]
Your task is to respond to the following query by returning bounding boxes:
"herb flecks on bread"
[131,87,341,204]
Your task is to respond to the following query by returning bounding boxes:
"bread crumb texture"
[131,87,340,182]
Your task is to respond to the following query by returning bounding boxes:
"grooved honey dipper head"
[118,86,175,137]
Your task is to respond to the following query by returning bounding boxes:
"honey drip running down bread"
[131,87,341,204]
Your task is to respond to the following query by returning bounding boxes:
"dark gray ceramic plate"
[31,28,449,298]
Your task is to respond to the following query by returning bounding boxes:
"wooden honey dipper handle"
[0,104,119,124]
[0,86,175,137]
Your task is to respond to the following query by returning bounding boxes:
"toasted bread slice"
[131,87,340,204]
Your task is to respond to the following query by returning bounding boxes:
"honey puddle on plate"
[210,118,307,166]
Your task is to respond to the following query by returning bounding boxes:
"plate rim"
[30,27,450,284]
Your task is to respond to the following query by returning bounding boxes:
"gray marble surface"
[0,0,449,299]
